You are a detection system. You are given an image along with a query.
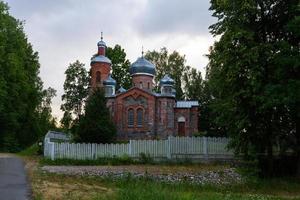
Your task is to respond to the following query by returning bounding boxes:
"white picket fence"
[44,136,233,160]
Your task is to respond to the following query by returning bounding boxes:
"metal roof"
[160,74,174,85]
[103,74,116,86]
[175,101,199,108]
[44,131,71,141]
[91,55,112,64]
[97,40,106,47]
[118,87,127,93]
[130,57,156,76]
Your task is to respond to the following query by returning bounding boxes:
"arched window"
[147,82,150,89]
[139,82,143,89]
[128,108,134,127]
[96,71,101,83]
[137,108,143,127]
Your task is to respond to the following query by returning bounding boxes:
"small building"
[89,36,199,140]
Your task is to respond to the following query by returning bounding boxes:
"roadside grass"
[17,143,41,156]
[22,156,300,200]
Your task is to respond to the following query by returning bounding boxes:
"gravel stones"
[41,165,242,185]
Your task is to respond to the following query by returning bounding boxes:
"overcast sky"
[5,0,217,120]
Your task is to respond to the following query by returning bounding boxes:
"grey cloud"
[136,0,215,36]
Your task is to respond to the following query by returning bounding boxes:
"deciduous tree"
[145,48,186,99]
[207,0,299,176]
[61,60,89,120]
[106,45,131,89]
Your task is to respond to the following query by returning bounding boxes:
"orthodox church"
[90,36,199,140]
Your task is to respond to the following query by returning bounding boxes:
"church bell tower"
[90,33,112,90]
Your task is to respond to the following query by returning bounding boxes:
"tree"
[145,47,186,99]
[207,0,299,176]
[0,2,46,151]
[35,87,57,137]
[76,89,116,143]
[61,60,89,122]
[106,45,131,89]
[183,67,226,136]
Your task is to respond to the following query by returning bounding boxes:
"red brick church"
[90,36,199,140]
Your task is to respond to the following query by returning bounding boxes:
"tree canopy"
[145,47,186,99]
[60,60,89,129]
[0,2,56,151]
[207,0,299,176]
[75,89,116,143]
[106,45,131,89]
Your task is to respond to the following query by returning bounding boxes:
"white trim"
[132,73,154,77]
[178,116,186,122]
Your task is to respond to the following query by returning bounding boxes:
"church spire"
[97,32,106,56]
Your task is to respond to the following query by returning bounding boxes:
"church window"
[147,82,150,89]
[128,108,134,127]
[139,82,143,89]
[96,71,101,83]
[137,108,143,126]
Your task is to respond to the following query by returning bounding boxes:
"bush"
[138,152,154,164]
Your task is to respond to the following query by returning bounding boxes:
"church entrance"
[177,116,186,136]
[178,122,185,136]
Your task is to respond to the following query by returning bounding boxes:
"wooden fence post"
[50,142,55,160]
[203,137,208,157]
[129,140,132,157]
[167,136,172,159]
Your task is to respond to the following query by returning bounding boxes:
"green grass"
[33,171,300,200]
[25,156,300,200]
[17,143,41,156]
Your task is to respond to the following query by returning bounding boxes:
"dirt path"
[0,154,31,200]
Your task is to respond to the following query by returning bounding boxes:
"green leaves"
[106,45,131,89]
[76,89,116,143]
[145,47,185,99]
[61,60,89,120]
[0,1,48,151]
[207,0,299,174]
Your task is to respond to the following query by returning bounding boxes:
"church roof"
[160,74,174,85]
[103,74,116,86]
[130,57,156,76]
[97,40,106,47]
[175,101,199,108]
[91,55,112,64]
[118,87,127,93]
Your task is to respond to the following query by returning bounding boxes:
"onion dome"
[103,74,116,86]
[160,75,174,85]
[97,32,106,47]
[91,55,111,64]
[129,57,156,76]
[118,87,127,93]
[97,40,106,47]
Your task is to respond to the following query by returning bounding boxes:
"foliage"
[207,0,300,176]
[31,165,300,200]
[138,152,154,164]
[145,47,186,99]
[106,44,132,89]
[0,2,55,152]
[35,87,58,137]
[76,89,116,143]
[61,60,89,120]
[18,143,41,156]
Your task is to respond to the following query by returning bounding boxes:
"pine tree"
[76,89,116,143]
